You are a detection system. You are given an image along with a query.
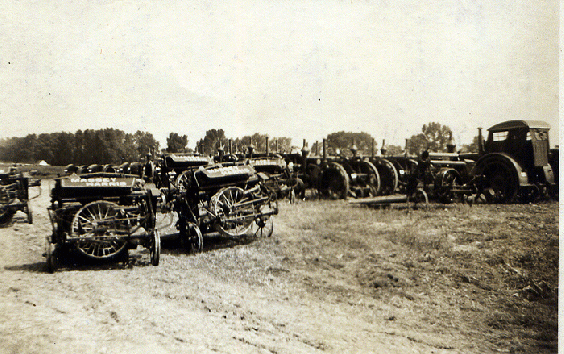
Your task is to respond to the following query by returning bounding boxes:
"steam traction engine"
[46,173,162,272]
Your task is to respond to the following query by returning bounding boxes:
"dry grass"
[268,200,558,353]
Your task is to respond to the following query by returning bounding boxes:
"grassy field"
[271,200,558,353]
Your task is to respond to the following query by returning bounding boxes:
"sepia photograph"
[0,1,559,353]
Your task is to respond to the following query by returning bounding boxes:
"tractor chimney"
[446,133,456,153]
[323,139,327,164]
[478,127,484,154]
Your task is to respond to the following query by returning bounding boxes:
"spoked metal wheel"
[179,219,203,253]
[252,216,274,237]
[374,158,399,195]
[150,230,161,266]
[210,187,254,237]
[251,199,277,238]
[70,201,129,260]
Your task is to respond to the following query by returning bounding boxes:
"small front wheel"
[188,223,203,253]
[252,216,274,238]
[150,231,161,266]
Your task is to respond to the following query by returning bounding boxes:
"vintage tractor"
[46,172,162,272]
[320,158,380,199]
[161,162,278,252]
[235,140,305,202]
[470,120,556,203]
[0,167,33,226]
[248,155,300,201]
[279,140,383,200]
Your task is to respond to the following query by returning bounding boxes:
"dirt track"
[0,180,558,354]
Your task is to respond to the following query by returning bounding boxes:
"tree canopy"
[195,129,227,156]
[166,133,188,153]
[326,131,375,157]
[0,129,159,165]
[406,122,453,154]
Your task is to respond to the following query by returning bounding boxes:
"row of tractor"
[197,119,558,205]
[0,119,557,272]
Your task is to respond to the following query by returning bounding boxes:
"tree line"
[0,122,479,165]
[0,129,160,166]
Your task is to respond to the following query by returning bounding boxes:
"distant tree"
[406,133,428,155]
[50,132,75,166]
[0,128,163,165]
[196,129,227,156]
[134,131,160,158]
[229,134,292,155]
[407,122,453,154]
[271,137,292,154]
[166,133,188,153]
[242,133,268,153]
[382,144,404,156]
[122,133,138,162]
[2,135,37,163]
[233,136,252,154]
[0,137,22,162]
[326,131,374,157]
[35,133,56,164]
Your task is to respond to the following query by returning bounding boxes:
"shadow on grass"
[161,231,259,256]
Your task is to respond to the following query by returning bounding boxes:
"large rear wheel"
[320,163,349,199]
[70,201,128,260]
[373,158,398,195]
[358,161,381,197]
[477,158,519,203]
[211,187,254,237]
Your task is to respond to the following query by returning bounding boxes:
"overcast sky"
[0,0,559,149]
